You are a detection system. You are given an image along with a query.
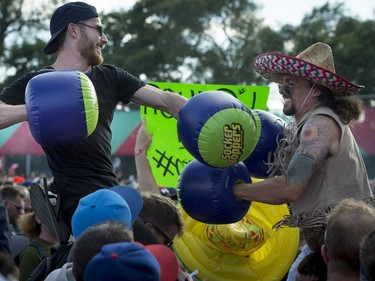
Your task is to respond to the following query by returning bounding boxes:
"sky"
[86,0,375,28]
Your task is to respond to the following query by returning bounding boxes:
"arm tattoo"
[287,116,331,186]
[287,152,317,187]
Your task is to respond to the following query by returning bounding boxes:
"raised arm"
[0,101,27,129]
[135,119,160,193]
[130,84,187,119]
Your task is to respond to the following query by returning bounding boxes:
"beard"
[77,33,104,66]
[282,98,297,116]
[283,103,297,116]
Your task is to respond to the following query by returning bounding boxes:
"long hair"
[314,83,363,124]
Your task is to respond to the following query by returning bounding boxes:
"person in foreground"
[232,42,374,279]
[360,228,375,281]
[0,2,187,229]
[321,198,375,281]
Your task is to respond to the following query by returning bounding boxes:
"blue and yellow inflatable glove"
[26,71,98,146]
[178,159,251,224]
[177,91,257,168]
[243,110,286,179]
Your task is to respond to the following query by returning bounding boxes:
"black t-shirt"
[0,64,146,199]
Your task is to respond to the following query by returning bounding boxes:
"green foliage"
[101,0,284,85]
[0,0,63,89]
[279,2,375,104]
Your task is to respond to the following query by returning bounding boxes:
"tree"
[101,0,284,85]
[279,2,375,105]
[0,0,63,89]
[1,0,374,105]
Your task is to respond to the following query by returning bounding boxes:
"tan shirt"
[274,107,373,228]
[290,107,372,214]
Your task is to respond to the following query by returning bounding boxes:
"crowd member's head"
[1,185,25,232]
[71,188,139,238]
[17,212,40,239]
[0,252,19,280]
[360,229,375,281]
[17,211,58,245]
[16,185,32,213]
[72,221,133,281]
[321,198,375,279]
[84,241,179,281]
[296,251,327,281]
[139,192,184,247]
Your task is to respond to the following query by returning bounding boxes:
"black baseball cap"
[43,1,99,55]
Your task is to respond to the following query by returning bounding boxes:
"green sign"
[141,82,270,188]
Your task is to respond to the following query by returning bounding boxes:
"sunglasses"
[279,84,292,95]
[75,22,105,37]
[6,200,24,212]
[149,223,174,248]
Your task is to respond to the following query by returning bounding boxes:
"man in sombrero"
[233,42,374,278]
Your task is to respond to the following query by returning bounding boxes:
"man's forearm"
[233,175,299,204]
[0,103,27,129]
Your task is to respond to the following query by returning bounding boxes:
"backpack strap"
[29,240,46,259]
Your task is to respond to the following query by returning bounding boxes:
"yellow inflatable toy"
[173,201,299,281]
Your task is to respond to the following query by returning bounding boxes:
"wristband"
[134,148,146,155]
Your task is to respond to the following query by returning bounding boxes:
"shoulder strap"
[29,240,47,259]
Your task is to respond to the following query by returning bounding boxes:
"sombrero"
[253,42,364,95]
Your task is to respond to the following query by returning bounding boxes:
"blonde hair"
[325,198,375,269]
[17,212,40,239]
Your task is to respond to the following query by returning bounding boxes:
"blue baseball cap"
[84,242,161,281]
[71,189,132,238]
[110,185,143,223]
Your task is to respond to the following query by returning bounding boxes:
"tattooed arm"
[233,114,340,204]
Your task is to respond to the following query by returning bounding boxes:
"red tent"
[0,111,141,156]
[0,122,44,155]
[350,107,375,156]
[1,108,373,156]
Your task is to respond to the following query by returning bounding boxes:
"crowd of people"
[0,1,374,281]
[1,137,375,281]
[0,174,191,281]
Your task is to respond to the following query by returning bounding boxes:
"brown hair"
[72,221,133,281]
[325,198,375,270]
[313,83,363,124]
[139,192,184,236]
[17,212,40,239]
[360,229,375,281]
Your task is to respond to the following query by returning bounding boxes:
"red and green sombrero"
[253,42,364,95]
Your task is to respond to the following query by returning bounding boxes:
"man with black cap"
[0,2,187,231]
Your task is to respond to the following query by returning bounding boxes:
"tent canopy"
[0,110,141,156]
[1,108,374,156]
